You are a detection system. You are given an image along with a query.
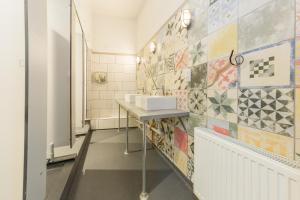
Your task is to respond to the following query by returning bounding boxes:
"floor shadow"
[69,169,172,200]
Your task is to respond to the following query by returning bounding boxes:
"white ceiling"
[91,0,146,19]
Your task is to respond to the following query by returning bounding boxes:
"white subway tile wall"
[87,53,137,129]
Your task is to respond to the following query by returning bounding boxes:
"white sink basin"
[135,96,177,111]
[125,94,141,103]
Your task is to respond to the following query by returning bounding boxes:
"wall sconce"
[136,56,141,64]
[181,9,192,28]
[149,42,156,54]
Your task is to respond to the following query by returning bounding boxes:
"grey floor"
[46,160,74,200]
[69,128,195,200]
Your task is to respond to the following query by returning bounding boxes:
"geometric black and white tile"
[238,88,295,137]
[249,56,275,79]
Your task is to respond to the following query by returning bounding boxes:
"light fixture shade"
[149,42,156,53]
[136,56,141,64]
[181,9,192,28]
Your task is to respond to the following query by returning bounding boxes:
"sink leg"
[140,122,149,200]
[118,104,120,132]
[124,111,129,155]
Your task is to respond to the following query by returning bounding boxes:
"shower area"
[87,53,137,129]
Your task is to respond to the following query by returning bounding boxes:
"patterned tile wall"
[136,0,299,181]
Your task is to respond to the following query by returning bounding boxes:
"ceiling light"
[181,9,192,28]
[149,42,156,54]
[136,56,141,64]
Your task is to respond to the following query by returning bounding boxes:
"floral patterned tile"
[175,48,189,70]
[238,125,294,160]
[173,90,189,111]
[173,10,189,51]
[239,0,294,52]
[163,30,178,57]
[187,113,207,136]
[296,139,300,161]
[174,69,189,90]
[174,127,188,154]
[188,37,208,66]
[162,119,175,161]
[174,116,189,133]
[296,89,300,139]
[191,63,207,89]
[238,88,295,137]
[188,89,207,115]
[174,147,188,176]
[207,56,237,90]
[207,117,237,138]
[188,8,208,45]
[295,37,300,87]
[164,14,177,41]
[154,134,165,151]
[207,22,237,61]
[207,89,238,123]
[162,8,189,54]
[208,0,238,33]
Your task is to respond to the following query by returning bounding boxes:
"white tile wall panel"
[108,64,123,73]
[92,54,100,63]
[87,53,137,128]
[99,54,115,64]
[94,63,108,72]
[115,55,136,65]
[123,65,136,73]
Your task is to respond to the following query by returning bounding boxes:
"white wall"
[136,0,186,51]
[92,15,137,54]
[47,0,71,149]
[0,1,25,199]
[26,0,48,199]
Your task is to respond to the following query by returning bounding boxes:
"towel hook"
[229,50,244,66]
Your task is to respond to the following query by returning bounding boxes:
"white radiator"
[194,128,300,200]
